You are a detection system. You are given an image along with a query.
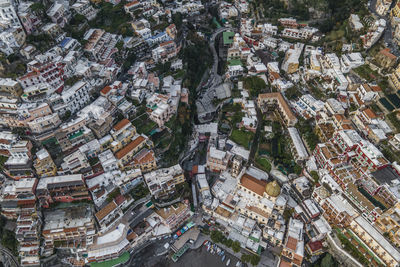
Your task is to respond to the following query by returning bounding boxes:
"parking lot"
[169,245,242,267]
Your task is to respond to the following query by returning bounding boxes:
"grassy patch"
[230,129,254,149]
[130,183,150,200]
[255,157,271,172]
[242,76,267,97]
[387,112,400,132]
[309,83,325,100]
[132,113,157,135]
[0,155,7,169]
[353,65,380,82]
[335,228,369,266]
[88,1,133,36]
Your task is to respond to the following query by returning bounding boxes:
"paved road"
[0,244,19,267]
[122,195,151,223]
[170,243,242,267]
[247,105,264,165]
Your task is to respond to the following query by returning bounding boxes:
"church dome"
[265,180,281,197]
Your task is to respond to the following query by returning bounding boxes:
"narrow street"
[247,106,264,166]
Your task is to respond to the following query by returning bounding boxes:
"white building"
[47,1,70,28]
[325,98,345,115]
[61,80,91,114]
[349,14,363,31]
[288,127,309,162]
[0,0,21,28]
[340,53,364,73]
[71,0,98,20]
[143,164,185,197]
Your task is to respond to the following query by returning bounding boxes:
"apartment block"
[34,148,57,178]
[87,223,130,263]
[18,56,65,96]
[206,146,230,172]
[154,201,191,231]
[152,40,179,63]
[144,164,185,198]
[0,0,21,28]
[110,118,137,152]
[115,134,151,168]
[0,78,22,96]
[0,130,16,156]
[16,206,41,267]
[375,202,400,247]
[61,81,91,114]
[350,216,400,267]
[4,140,34,180]
[258,93,298,126]
[95,200,123,233]
[0,178,37,219]
[42,205,95,256]
[36,174,91,208]
[83,28,120,64]
[131,148,157,173]
[280,218,304,267]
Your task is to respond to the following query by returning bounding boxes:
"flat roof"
[355,216,400,261]
[36,174,83,190]
[223,31,235,45]
[371,165,400,185]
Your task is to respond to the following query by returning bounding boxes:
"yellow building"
[0,78,22,97]
[310,54,321,71]
[34,148,57,178]
[115,135,148,168]
[236,174,286,224]
[390,63,400,90]
[375,202,400,247]
[392,2,400,18]
[132,148,157,173]
[110,119,137,152]
[350,216,400,267]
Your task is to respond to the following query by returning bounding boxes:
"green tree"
[321,253,335,267]
[250,255,261,266]
[285,86,301,100]
[106,188,121,203]
[241,254,251,263]
[242,76,266,97]
[210,230,224,243]
[310,171,319,184]
[294,164,302,175]
[116,41,124,51]
[172,12,183,30]
[61,110,71,121]
[232,241,241,253]
[224,238,233,247]
[30,2,46,16]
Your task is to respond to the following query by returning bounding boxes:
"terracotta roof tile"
[379,48,396,60]
[115,135,146,159]
[363,108,377,119]
[113,118,131,131]
[100,86,112,95]
[95,201,117,221]
[114,194,126,206]
[240,174,267,196]
[286,236,298,251]
[279,259,292,267]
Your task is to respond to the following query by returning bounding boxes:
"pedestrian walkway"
[327,233,363,267]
